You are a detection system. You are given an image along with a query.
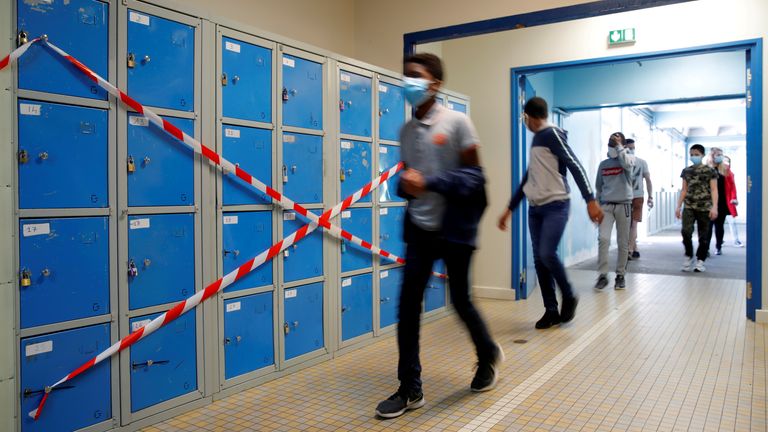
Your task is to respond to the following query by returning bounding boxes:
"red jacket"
[724,170,738,217]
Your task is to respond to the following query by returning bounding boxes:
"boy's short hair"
[404,53,444,81]
[690,144,706,155]
[524,97,548,119]
[626,139,635,145]
[610,132,626,146]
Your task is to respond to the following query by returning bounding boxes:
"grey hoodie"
[595,148,635,204]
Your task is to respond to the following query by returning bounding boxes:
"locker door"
[19,217,109,329]
[378,206,405,264]
[127,10,194,111]
[340,140,371,203]
[341,273,372,341]
[283,210,323,283]
[379,268,403,329]
[128,214,195,310]
[221,37,272,122]
[282,54,322,130]
[222,125,272,205]
[127,114,195,207]
[339,71,372,137]
[223,292,274,379]
[378,82,405,142]
[378,144,404,203]
[425,261,446,312]
[448,101,467,114]
[20,324,112,432]
[129,312,197,412]
[284,282,324,360]
[340,208,372,273]
[17,0,109,100]
[282,133,322,204]
[222,211,273,293]
[17,100,108,209]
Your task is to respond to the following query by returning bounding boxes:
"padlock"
[18,150,29,164]
[128,260,138,277]
[339,99,345,112]
[282,165,289,183]
[20,269,31,287]
[341,242,347,253]
[282,87,289,102]
[17,30,28,47]
[221,73,228,86]
[340,168,346,182]
[127,156,136,173]
[283,322,290,335]
[127,53,136,68]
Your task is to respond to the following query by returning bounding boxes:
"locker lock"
[380,297,391,303]
[127,156,136,173]
[142,55,151,65]
[128,260,138,277]
[41,268,51,277]
[221,73,228,86]
[379,108,390,116]
[143,258,152,268]
[127,53,136,69]
[38,151,48,161]
[143,156,151,166]
[339,168,346,182]
[132,359,169,370]
[23,385,74,398]
[17,150,29,164]
[380,234,390,240]
[282,165,289,184]
[283,322,290,335]
[282,87,289,102]
[339,99,345,112]
[341,243,347,253]
[232,75,240,84]
[223,249,240,257]
[16,30,28,47]
[224,335,242,345]
[20,268,31,287]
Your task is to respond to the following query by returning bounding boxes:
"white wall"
[433,0,767,308]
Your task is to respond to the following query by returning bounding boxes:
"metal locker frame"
[116,1,205,426]
[446,95,471,116]
[9,0,121,430]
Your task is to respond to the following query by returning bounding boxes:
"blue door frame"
[509,40,762,320]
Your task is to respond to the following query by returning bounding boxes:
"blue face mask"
[403,76,434,107]
[714,155,724,164]
[690,156,703,165]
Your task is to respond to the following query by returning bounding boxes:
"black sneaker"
[594,274,609,291]
[375,389,425,419]
[632,251,640,258]
[627,253,633,261]
[615,275,626,290]
[471,343,505,392]
[535,310,561,329]
[716,248,722,256]
[560,296,579,323]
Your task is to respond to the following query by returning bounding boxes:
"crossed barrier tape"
[1,37,447,419]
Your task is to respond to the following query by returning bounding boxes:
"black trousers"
[682,208,711,261]
[709,209,729,250]
[396,221,495,393]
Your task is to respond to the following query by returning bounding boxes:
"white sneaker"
[734,241,744,248]
[681,257,694,272]
[694,260,706,272]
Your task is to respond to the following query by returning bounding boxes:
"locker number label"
[283,135,296,143]
[131,319,152,332]
[129,116,149,127]
[225,128,241,138]
[19,103,41,116]
[342,211,351,219]
[25,340,53,357]
[283,58,295,68]
[379,84,388,93]
[340,141,352,149]
[448,103,455,110]
[129,218,151,230]
[22,223,50,237]
[379,147,388,154]
[129,11,150,26]
[285,289,297,299]
[380,208,389,215]
[380,271,389,279]
[340,73,351,83]
[342,278,352,287]
[225,41,241,53]
[283,213,296,221]
[226,302,242,312]
[223,216,239,225]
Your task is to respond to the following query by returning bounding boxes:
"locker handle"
[41,268,50,277]
[143,156,151,166]
[292,321,299,329]
[23,385,74,398]
[132,359,169,370]
[142,55,151,64]
[224,335,242,345]
[232,75,240,84]
[223,249,240,257]
[143,258,151,268]
[38,151,48,161]
[380,297,391,303]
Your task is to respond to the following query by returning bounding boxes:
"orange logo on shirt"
[433,134,447,146]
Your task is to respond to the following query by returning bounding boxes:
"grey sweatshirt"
[595,148,635,204]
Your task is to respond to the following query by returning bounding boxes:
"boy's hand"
[587,200,604,224]
[400,169,426,197]
[647,197,654,209]
[675,207,682,220]
[709,208,718,221]
[498,209,512,231]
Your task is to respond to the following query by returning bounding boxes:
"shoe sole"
[560,298,578,323]
[471,343,506,392]
[375,397,426,419]
[615,286,626,290]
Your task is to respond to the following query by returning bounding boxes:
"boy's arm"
[709,178,718,219]
[676,178,687,219]
[548,128,595,202]
[594,167,603,203]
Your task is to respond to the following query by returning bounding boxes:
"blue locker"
[128,213,195,310]
[17,0,108,100]
[282,133,322,203]
[19,217,109,329]
[378,144,404,203]
[378,82,405,141]
[282,54,322,130]
[129,312,197,412]
[340,140,371,203]
[20,324,112,432]
[379,206,405,264]
[127,10,194,111]
[340,208,372,273]
[221,37,272,122]
[17,100,108,209]
[341,273,372,341]
[127,114,195,207]
[283,210,323,283]
[425,261,447,312]
[339,71,372,137]
[222,125,272,205]
[222,211,273,292]
[448,101,468,114]
[284,282,324,360]
[379,268,403,329]
[223,292,274,379]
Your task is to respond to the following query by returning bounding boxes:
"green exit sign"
[608,28,636,46]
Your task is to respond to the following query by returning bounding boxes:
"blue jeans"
[529,200,574,312]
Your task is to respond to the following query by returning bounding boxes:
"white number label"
[225,41,241,53]
[129,11,150,26]
[379,84,388,93]
[283,135,296,143]
[380,271,389,279]
[340,74,351,83]
[341,141,352,149]
[129,116,149,127]
[225,128,241,138]
[226,302,241,312]
[25,341,53,357]
[285,289,297,299]
[342,211,351,219]
[131,319,151,332]
[380,208,389,215]
[19,103,41,116]
[342,278,352,287]
[129,218,150,230]
[22,223,50,237]
[223,216,239,225]
[283,58,295,68]
[283,213,296,221]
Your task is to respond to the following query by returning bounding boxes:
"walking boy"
[626,138,653,259]
[676,144,718,272]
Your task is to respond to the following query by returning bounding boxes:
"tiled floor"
[146,271,766,431]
